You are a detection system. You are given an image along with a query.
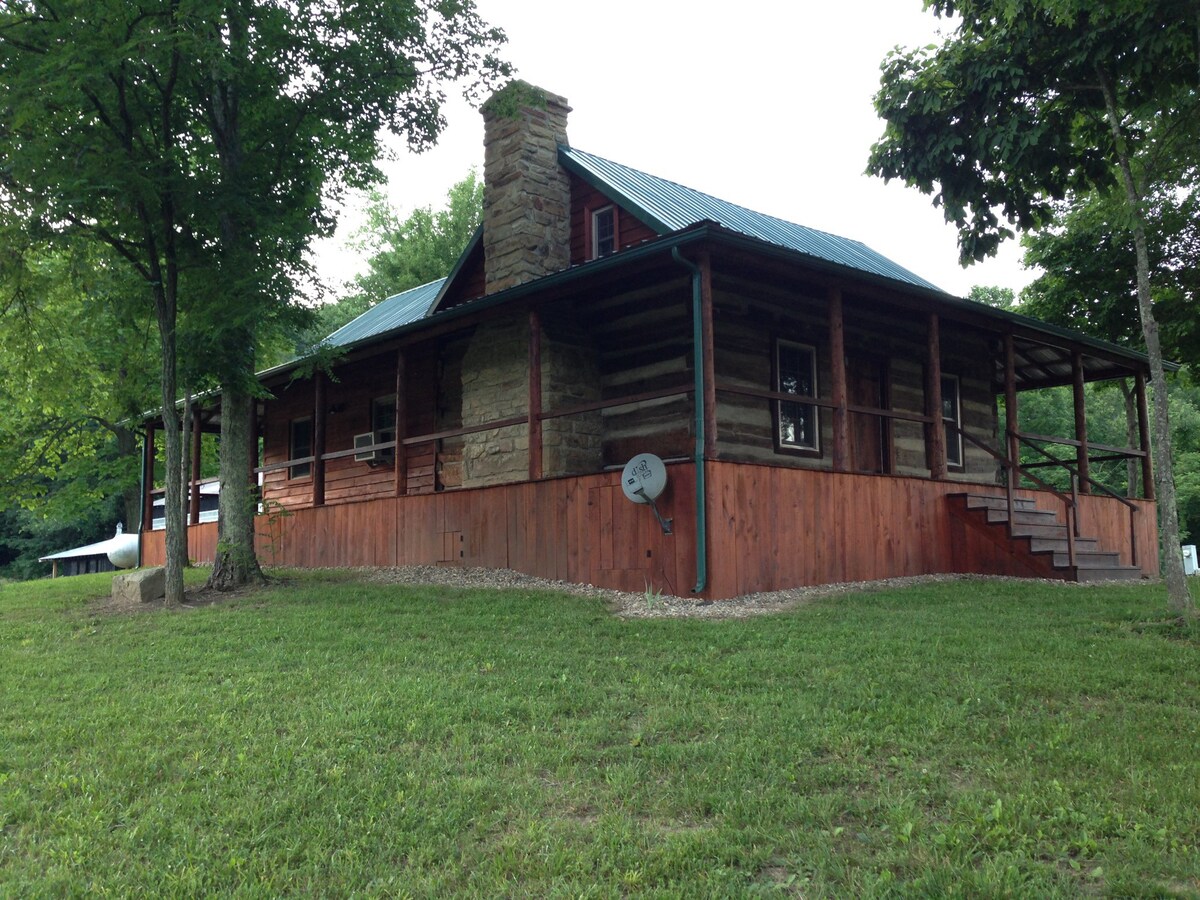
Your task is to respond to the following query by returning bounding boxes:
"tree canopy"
[301,170,484,349]
[1021,180,1200,365]
[868,0,1199,614]
[0,0,508,599]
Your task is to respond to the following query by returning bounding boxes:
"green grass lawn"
[2,572,1199,897]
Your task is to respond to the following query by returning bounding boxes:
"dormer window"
[591,205,617,259]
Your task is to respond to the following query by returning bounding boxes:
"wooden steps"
[948,493,1144,583]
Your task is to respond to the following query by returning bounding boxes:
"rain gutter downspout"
[671,247,708,594]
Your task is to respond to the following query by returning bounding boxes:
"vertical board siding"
[142,461,1156,597]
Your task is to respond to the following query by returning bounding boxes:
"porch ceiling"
[998,335,1142,392]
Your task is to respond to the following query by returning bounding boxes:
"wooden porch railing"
[1015,433,1142,570]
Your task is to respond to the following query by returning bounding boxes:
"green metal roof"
[559,145,947,293]
[321,278,445,349]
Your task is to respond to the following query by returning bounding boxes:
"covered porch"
[139,231,1161,595]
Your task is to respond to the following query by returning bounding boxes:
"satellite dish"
[621,453,668,504]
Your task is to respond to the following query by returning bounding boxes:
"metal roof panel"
[321,278,445,349]
[559,145,946,293]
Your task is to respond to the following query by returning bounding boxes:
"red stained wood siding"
[140,521,218,569]
[434,239,486,311]
[570,177,659,265]
[142,461,1157,599]
[702,461,1157,597]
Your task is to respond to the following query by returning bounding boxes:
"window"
[942,374,963,468]
[289,417,312,479]
[372,395,397,463]
[591,205,616,259]
[776,340,819,452]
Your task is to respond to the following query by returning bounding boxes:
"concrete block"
[113,566,166,604]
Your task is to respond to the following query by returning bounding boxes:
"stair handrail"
[1015,433,1140,569]
[949,424,1078,568]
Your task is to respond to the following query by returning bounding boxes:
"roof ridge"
[561,145,880,251]
[559,145,943,293]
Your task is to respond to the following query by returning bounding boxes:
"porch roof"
[284,221,1167,394]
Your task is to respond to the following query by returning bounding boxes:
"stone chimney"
[481,82,572,294]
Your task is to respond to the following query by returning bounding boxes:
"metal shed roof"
[321,278,446,349]
[559,145,946,293]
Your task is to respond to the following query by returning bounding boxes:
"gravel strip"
[357,566,1107,619]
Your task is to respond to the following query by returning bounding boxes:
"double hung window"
[941,375,963,468]
[289,418,312,479]
[591,206,616,259]
[776,340,819,452]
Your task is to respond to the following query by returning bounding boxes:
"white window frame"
[591,205,616,259]
[941,374,963,469]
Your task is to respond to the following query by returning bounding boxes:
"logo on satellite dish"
[621,453,671,533]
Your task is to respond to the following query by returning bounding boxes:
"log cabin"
[140,81,1165,598]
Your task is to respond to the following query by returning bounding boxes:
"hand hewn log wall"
[711,278,1000,481]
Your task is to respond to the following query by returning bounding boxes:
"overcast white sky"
[310,0,1038,301]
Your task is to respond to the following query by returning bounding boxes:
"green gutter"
[671,247,708,594]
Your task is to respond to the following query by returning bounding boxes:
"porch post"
[248,400,259,498]
[312,372,326,507]
[528,308,543,480]
[142,425,156,531]
[1004,334,1019,491]
[828,287,849,472]
[699,253,717,459]
[926,313,946,479]
[394,349,408,496]
[190,406,202,525]
[1135,371,1154,500]
[1072,351,1090,494]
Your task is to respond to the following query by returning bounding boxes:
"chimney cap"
[481,80,570,121]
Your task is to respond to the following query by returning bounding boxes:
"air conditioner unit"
[353,432,377,462]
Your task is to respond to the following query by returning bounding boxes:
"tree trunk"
[204,27,264,591]
[1099,71,1192,615]
[207,383,265,590]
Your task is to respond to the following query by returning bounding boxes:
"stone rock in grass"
[112,567,166,604]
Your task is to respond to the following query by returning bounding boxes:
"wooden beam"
[699,253,717,460]
[1072,351,1090,494]
[142,425,156,531]
[312,372,326,507]
[189,405,202,525]
[926,313,947,480]
[1135,371,1154,500]
[248,400,259,495]
[394,349,408,496]
[528,308,543,480]
[1004,333,1019,491]
[828,287,849,472]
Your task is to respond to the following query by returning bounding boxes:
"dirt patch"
[86,572,277,617]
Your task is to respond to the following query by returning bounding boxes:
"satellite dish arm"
[634,487,673,535]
